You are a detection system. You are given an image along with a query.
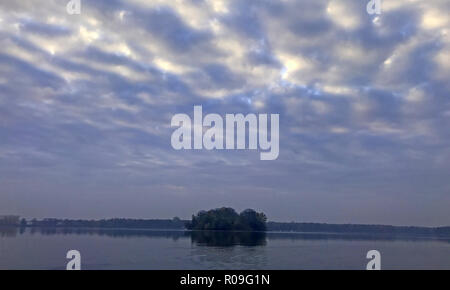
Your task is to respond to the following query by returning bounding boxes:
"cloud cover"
[0,0,449,226]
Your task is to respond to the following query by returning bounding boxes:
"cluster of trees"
[185,207,267,232]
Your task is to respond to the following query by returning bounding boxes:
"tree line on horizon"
[19,217,186,229]
[4,211,450,236]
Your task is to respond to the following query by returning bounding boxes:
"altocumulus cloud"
[0,0,449,226]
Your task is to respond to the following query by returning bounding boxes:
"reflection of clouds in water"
[189,243,268,270]
[191,231,267,247]
[1,229,450,269]
[0,227,19,237]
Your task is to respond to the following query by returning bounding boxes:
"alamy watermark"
[66,250,81,270]
[66,0,81,15]
[67,1,380,16]
[170,106,279,160]
[366,250,381,270]
[367,0,381,15]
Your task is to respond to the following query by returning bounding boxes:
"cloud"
[0,0,448,226]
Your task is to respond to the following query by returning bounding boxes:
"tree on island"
[185,207,267,232]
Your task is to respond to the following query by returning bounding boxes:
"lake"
[0,227,449,270]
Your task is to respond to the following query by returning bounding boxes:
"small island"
[185,207,267,232]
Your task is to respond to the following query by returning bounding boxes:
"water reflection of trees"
[30,227,188,241]
[267,232,450,243]
[2,227,448,245]
[190,231,267,247]
[0,227,268,246]
[0,227,18,237]
[27,228,268,247]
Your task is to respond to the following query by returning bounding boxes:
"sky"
[0,0,449,226]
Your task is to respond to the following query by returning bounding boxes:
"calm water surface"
[0,227,449,270]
